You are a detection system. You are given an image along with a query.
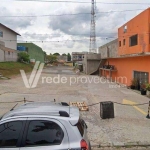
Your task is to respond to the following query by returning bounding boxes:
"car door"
[20,118,69,150]
[0,118,27,150]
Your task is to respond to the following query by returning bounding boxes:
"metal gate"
[134,71,149,84]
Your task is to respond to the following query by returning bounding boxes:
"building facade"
[0,23,20,62]
[98,39,118,58]
[83,53,101,75]
[0,23,20,50]
[17,43,45,63]
[57,55,67,63]
[72,52,88,65]
[99,8,150,86]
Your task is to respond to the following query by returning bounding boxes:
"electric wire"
[0,9,145,18]
[88,102,149,107]
[0,100,149,106]
[10,0,150,5]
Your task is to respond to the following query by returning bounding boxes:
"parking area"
[0,66,150,149]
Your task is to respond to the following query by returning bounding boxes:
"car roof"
[1,102,79,125]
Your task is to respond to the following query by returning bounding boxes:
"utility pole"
[89,0,97,53]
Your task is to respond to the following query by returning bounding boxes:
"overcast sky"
[0,0,149,54]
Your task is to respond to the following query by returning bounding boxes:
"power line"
[1,37,116,43]
[88,101,149,107]
[0,9,145,18]
[3,32,150,42]
[21,31,150,37]
[21,33,116,36]
[0,12,90,18]
[10,0,150,5]
[14,0,91,3]
[2,32,150,43]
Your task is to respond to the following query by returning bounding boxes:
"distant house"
[72,52,88,65]
[0,23,21,62]
[57,55,67,63]
[17,43,45,63]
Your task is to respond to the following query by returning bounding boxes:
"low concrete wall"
[0,41,5,46]
[5,51,18,62]
[84,60,100,74]
[98,39,118,58]
[83,53,101,74]
[86,53,101,60]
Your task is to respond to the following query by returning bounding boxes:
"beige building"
[57,55,67,63]
[0,23,20,62]
[72,52,88,65]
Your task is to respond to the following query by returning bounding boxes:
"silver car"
[0,102,91,150]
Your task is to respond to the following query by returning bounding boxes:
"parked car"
[0,102,91,150]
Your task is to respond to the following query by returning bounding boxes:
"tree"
[46,55,57,63]
[43,51,47,61]
[43,51,47,56]
[53,53,60,56]
[18,52,30,62]
[62,53,67,56]
[67,53,71,61]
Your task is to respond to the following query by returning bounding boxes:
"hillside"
[0,62,33,78]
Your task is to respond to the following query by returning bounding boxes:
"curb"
[91,142,150,148]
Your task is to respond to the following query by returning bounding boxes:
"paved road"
[0,66,150,149]
[43,66,76,75]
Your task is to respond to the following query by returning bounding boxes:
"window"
[123,39,126,45]
[119,41,121,47]
[0,121,23,147]
[0,31,3,37]
[129,34,138,47]
[124,25,127,33]
[134,71,149,84]
[25,120,64,146]
[8,51,10,55]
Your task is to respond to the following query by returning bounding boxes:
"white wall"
[0,25,17,50]
[5,51,18,62]
[0,49,4,62]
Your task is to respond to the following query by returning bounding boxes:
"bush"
[146,83,150,91]
[46,55,57,63]
[131,78,138,86]
[18,52,30,62]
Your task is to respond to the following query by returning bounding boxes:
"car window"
[76,119,84,137]
[0,121,23,147]
[25,120,64,146]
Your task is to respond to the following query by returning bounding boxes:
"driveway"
[0,66,150,149]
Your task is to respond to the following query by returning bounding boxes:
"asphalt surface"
[0,65,150,150]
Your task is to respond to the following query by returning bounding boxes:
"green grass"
[0,62,33,77]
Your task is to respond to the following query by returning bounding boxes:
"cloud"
[1,0,150,54]
[49,6,93,36]
[0,7,36,31]
[48,5,125,42]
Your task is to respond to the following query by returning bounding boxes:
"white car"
[0,102,91,150]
